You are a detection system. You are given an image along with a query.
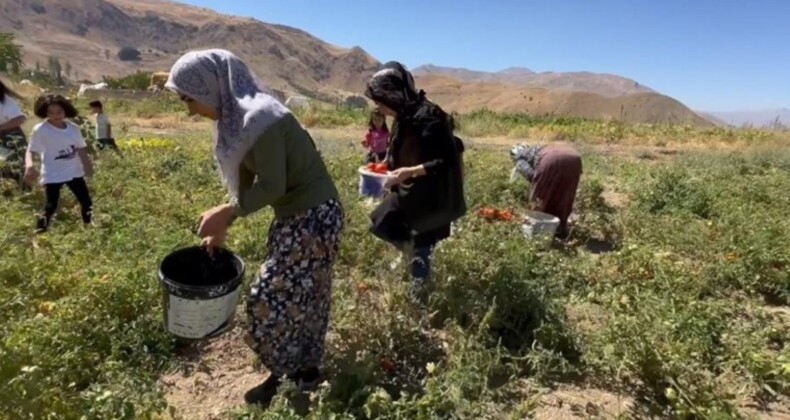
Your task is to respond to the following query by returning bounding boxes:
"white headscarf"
[165,49,290,200]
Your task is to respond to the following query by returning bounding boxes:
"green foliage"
[635,168,716,219]
[292,105,369,128]
[71,115,98,153]
[0,33,23,74]
[0,131,28,187]
[47,56,65,86]
[102,71,152,91]
[17,69,61,89]
[1,107,789,419]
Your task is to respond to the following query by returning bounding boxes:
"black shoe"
[288,367,321,392]
[34,217,49,234]
[244,374,281,407]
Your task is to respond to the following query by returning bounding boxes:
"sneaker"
[34,217,48,234]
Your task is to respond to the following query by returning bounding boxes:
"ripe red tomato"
[478,208,495,219]
[356,283,370,295]
[374,163,388,174]
[379,357,396,374]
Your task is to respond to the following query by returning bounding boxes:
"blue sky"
[179,0,789,111]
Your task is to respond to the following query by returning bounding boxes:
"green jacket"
[231,113,338,220]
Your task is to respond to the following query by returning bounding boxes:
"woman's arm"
[24,131,41,184]
[71,124,93,176]
[78,148,93,177]
[514,160,536,182]
[231,134,287,218]
[24,148,39,169]
[0,116,26,132]
[392,119,458,181]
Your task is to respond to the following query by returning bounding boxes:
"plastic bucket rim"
[524,210,560,223]
[158,246,246,294]
[358,166,391,178]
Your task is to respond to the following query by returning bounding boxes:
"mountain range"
[700,109,790,128]
[0,0,743,126]
[413,64,655,97]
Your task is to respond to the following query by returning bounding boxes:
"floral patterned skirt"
[245,199,344,377]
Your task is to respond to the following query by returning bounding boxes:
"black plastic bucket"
[158,246,245,340]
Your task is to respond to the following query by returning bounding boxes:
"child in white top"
[89,100,120,154]
[25,94,94,233]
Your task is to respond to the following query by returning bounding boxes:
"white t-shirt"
[95,113,111,139]
[28,121,87,184]
[0,96,24,125]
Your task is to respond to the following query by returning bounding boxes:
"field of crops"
[1,101,789,419]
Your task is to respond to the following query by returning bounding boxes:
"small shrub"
[102,71,151,91]
[635,168,716,219]
[117,47,141,62]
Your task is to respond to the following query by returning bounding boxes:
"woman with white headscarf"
[166,49,343,406]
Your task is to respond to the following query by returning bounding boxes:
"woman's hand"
[78,149,93,178]
[201,232,227,256]
[23,166,38,185]
[384,166,423,188]
[197,204,234,239]
[83,162,94,178]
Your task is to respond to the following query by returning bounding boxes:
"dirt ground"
[159,318,267,420]
[533,385,635,419]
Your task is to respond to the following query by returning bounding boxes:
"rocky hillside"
[0,0,381,100]
[413,64,655,97]
[418,74,712,127]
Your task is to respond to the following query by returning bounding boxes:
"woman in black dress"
[364,61,466,302]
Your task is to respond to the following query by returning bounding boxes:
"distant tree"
[48,56,64,85]
[0,33,23,73]
[117,46,141,62]
[64,61,72,78]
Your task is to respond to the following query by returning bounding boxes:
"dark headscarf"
[364,61,425,114]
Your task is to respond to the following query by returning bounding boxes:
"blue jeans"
[410,245,433,280]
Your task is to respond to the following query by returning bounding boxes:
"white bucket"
[158,246,245,340]
[521,211,560,244]
[358,166,391,198]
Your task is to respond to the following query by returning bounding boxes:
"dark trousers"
[97,138,117,150]
[43,177,93,223]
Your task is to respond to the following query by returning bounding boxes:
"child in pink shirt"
[361,110,389,163]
